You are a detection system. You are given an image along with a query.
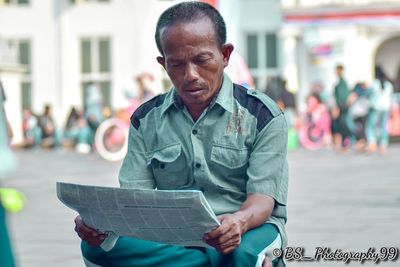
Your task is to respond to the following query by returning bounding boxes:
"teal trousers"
[82,223,281,267]
[0,203,15,267]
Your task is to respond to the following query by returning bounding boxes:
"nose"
[184,63,199,83]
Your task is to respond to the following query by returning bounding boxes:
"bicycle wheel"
[94,118,128,161]
[299,122,325,150]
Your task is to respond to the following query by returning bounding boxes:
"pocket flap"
[211,145,248,169]
[146,143,181,165]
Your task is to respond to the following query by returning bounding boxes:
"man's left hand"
[203,213,245,254]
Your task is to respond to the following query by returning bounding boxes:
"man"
[75,2,288,267]
[333,64,351,151]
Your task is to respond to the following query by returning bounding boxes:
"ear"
[221,43,234,68]
[157,56,166,69]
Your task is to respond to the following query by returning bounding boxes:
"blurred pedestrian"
[124,72,156,116]
[38,104,58,148]
[366,66,394,154]
[63,107,92,153]
[85,83,104,143]
[347,82,370,151]
[0,81,16,267]
[22,108,40,147]
[333,64,351,152]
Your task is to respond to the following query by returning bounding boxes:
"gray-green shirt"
[119,74,289,248]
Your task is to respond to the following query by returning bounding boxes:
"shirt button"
[195,163,201,168]
[192,129,198,135]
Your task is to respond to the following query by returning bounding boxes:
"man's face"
[336,67,343,77]
[157,18,233,111]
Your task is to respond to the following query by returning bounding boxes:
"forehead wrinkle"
[160,18,218,55]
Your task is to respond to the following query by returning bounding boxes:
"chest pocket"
[210,144,249,194]
[145,143,189,189]
[211,145,249,169]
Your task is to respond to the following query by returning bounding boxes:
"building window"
[8,39,32,109]
[246,32,279,90]
[80,37,112,109]
[70,0,110,4]
[1,0,30,5]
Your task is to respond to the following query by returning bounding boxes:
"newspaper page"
[56,182,220,247]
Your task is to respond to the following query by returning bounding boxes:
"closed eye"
[194,57,210,65]
[168,61,183,68]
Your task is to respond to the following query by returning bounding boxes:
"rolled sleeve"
[118,124,155,189]
[246,113,288,206]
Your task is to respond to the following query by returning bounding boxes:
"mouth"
[186,88,205,96]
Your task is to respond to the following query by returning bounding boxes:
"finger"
[74,215,106,241]
[218,242,240,255]
[207,232,239,247]
[215,231,241,245]
[263,256,272,267]
[204,221,233,240]
[211,234,241,254]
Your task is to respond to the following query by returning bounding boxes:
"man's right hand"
[74,215,106,247]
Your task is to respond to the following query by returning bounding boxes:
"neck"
[187,103,208,122]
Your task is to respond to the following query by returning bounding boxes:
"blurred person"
[277,79,297,125]
[63,107,92,153]
[85,83,104,144]
[0,81,13,143]
[38,104,58,148]
[74,2,288,267]
[264,76,283,102]
[124,72,156,117]
[22,108,40,147]
[0,81,16,267]
[365,66,394,154]
[298,92,331,150]
[347,82,370,151]
[274,79,298,150]
[135,72,156,103]
[333,64,351,152]
[224,50,254,89]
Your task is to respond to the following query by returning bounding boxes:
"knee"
[230,242,257,263]
[81,241,107,265]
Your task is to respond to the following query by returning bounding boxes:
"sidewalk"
[3,145,400,267]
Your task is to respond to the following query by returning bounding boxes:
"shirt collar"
[160,73,234,116]
[160,89,181,116]
[214,73,234,113]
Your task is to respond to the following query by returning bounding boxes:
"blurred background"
[0,0,399,266]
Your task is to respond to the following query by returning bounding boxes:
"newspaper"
[56,182,220,247]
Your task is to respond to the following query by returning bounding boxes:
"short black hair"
[155,1,227,55]
[336,64,344,71]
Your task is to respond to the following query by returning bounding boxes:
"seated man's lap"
[205,223,281,267]
[82,224,281,267]
[82,236,210,267]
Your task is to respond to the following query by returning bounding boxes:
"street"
[2,145,400,267]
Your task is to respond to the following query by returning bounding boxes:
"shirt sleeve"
[118,123,155,189]
[246,113,288,206]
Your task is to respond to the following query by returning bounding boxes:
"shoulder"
[232,83,282,131]
[131,93,168,130]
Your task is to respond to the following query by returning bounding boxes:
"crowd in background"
[265,64,398,155]
[16,66,399,156]
[20,73,155,154]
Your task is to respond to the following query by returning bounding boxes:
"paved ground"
[2,145,400,267]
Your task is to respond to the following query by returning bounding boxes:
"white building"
[0,0,180,144]
[281,0,400,110]
[0,0,283,144]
